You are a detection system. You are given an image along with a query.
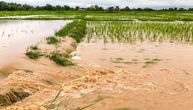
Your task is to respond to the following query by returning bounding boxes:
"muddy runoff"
[1,37,193,110]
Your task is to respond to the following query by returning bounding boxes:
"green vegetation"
[47,37,59,45]
[143,58,162,68]
[50,53,73,66]
[26,45,42,59]
[25,20,87,66]
[56,20,86,43]
[26,50,42,59]
[1,10,193,21]
[1,1,193,12]
[86,21,193,44]
[0,89,30,106]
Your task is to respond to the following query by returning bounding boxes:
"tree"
[115,6,120,11]
[56,5,62,11]
[63,5,71,10]
[75,6,80,10]
[124,6,130,11]
[87,5,104,11]
[178,8,186,11]
[107,7,115,11]
[44,4,53,11]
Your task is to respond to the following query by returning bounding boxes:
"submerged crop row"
[56,20,86,43]
[86,21,193,43]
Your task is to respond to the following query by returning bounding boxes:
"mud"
[2,36,193,110]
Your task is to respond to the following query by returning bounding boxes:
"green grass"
[25,20,86,66]
[56,20,86,43]
[46,36,59,45]
[26,50,42,59]
[0,11,80,17]
[49,52,73,66]
[1,11,193,21]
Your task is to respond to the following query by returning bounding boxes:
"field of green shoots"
[86,21,193,44]
[1,11,193,21]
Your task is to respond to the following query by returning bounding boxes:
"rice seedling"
[0,89,30,106]
[86,21,193,44]
[56,20,86,43]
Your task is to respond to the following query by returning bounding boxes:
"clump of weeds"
[26,50,42,59]
[46,36,59,45]
[50,52,73,66]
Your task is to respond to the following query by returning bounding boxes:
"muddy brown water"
[71,40,193,110]
[0,20,71,73]
[1,20,193,110]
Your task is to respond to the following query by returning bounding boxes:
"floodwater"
[1,20,193,110]
[71,39,193,110]
[0,20,71,67]
[0,15,47,19]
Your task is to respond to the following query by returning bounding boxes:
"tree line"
[0,1,193,11]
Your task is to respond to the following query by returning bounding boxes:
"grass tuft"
[50,52,73,66]
[56,20,86,43]
[46,37,59,45]
[26,51,42,59]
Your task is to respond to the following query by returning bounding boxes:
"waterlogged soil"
[1,24,193,110]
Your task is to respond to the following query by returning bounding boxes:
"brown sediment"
[2,36,193,110]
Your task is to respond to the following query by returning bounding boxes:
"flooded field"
[1,20,193,110]
[0,20,71,67]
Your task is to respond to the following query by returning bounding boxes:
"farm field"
[0,10,193,110]
[0,11,193,21]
